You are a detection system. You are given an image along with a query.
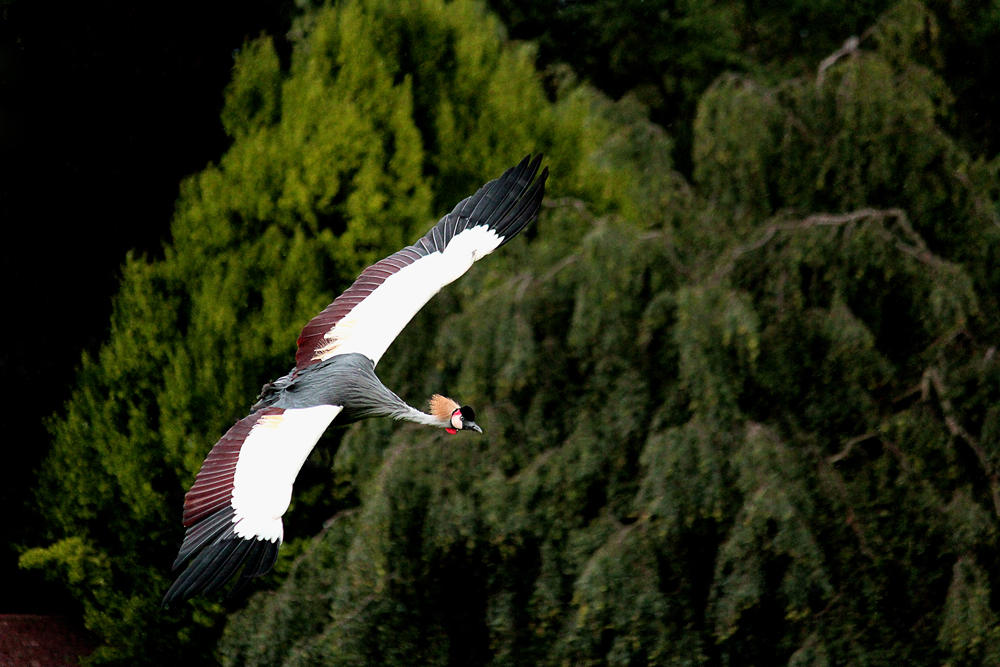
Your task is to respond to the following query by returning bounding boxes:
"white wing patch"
[315,225,503,366]
[230,404,342,541]
[444,224,503,263]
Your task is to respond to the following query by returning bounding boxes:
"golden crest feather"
[429,394,460,423]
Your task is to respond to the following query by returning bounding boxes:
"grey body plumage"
[254,353,441,426]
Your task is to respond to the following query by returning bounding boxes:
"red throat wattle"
[446,427,457,435]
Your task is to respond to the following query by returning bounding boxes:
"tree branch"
[711,207,958,285]
[815,446,876,560]
[816,36,860,88]
[815,22,877,88]
[924,367,1000,518]
[828,432,879,464]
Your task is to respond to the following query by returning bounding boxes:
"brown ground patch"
[0,615,94,667]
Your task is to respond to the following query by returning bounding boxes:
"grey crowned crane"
[162,155,548,606]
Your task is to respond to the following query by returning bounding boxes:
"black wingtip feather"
[478,155,539,230]
[461,154,534,226]
[495,166,548,246]
[162,533,279,607]
[172,507,236,570]
[254,540,280,576]
[457,155,528,219]
[226,539,279,599]
[422,154,545,256]
[226,541,268,598]
[163,541,231,607]
[201,539,254,597]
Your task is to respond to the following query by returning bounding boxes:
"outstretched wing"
[162,404,341,606]
[295,154,548,370]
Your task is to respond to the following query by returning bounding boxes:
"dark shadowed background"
[2,7,998,665]
[0,0,295,613]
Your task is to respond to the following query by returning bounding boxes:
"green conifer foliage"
[218,3,999,666]
[22,0,619,663]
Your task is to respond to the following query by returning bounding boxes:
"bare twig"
[817,36,861,88]
[815,20,879,88]
[514,272,534,303]
[322,507,360,532]
[507,254,577,305]
[828,432,879,464]
[545,195,690,277]
[783,110,816,145]
[331,592,379,631]
[893,383,923,404]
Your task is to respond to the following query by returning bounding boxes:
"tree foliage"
[25,0,1000,666]
[21,0,621,663]
[218,2,1000,666]
[489,0,1000,170]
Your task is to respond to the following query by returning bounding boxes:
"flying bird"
[162,155,548,606]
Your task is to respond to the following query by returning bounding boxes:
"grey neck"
[255,353,448,429]
[385,403,446,427]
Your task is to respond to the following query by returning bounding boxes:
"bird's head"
[449,405,482,434]
[430,394,482,434]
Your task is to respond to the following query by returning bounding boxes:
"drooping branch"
[544,195,689,277]
[711,207,958,284]
[828,432,878,464]
[924,367,1000,518]
[814,442,876,560]
[816,36,861,88]
[815,21,879,88]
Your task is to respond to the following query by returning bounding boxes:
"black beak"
[465,421,482,433]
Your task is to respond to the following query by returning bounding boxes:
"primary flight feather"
[162,155,548,606]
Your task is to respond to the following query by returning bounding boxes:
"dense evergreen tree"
[20,0,623,663]
[23,0,1000,665]
[489,0,1000,171]
[217,2,1000,666]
